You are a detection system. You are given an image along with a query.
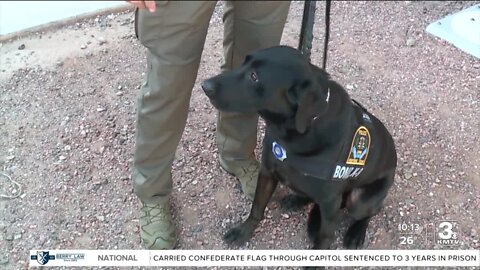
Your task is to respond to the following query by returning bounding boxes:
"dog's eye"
[249,72,258,82]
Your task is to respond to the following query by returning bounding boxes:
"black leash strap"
[322,0,331,70]
[298,0,317,62]
[298,0,332,70]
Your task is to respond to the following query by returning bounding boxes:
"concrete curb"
[0,4,133,43]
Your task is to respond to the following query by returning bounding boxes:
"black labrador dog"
[202,46,397,251]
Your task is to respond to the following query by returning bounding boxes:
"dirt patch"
[1,1,479,270]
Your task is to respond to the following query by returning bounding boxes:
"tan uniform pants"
[133,1,291,204]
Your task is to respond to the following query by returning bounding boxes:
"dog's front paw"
[223,224,253,246]
[343,224,367,249]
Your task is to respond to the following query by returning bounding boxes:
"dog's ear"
[289,79,328,134]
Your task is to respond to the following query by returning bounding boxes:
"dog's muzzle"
[201,79,217,97]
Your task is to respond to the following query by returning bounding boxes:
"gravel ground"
[0,1,479,270]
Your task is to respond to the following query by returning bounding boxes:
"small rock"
[0,254,9,265]
[80,44,87,49]
[281,214,290,219]
[56,61,64,67]
[5,234,13,241]
[406,38,416,47]
[117,85,123,90]
[346,84,354,90]
[93,179,108,186]
[116,91,123,96]
[14,233,22,240]
[6,155,15,161]
[196,240,203,246]
[98,37,107,45]
[192,224,203,233]
[96,215,105,222]
[404,172,412,180]
[18,44,25,50]
[97,107,106,112]
[59,155,66,161]
[192,180,198,185]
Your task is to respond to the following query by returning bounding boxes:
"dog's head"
[202,46,330,134]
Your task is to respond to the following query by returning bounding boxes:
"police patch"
[346,126,370,166]
[272,141,287,161]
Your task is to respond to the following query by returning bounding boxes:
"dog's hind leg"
[280,194,313,211]
[343,170,395,249]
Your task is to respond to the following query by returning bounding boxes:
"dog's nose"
[201,79,216,97]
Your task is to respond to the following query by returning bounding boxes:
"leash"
[298,0,316,62]
[298,0,332,70]
[322,0,331,70]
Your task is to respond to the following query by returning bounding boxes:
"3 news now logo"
[436,221,461,246]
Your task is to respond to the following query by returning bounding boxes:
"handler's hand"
[127,1,157,13]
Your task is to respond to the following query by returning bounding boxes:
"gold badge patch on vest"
[346,126,371,166]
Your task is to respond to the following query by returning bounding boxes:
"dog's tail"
[307,203,321,241]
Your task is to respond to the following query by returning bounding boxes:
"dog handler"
[126,0,291,249]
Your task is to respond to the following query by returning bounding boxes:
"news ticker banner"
[30,249,479,267]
